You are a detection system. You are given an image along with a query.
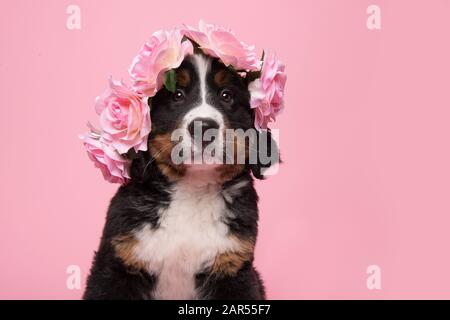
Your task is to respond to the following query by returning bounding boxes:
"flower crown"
[80,20,287,184]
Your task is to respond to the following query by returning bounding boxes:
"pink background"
[1,0,450,299]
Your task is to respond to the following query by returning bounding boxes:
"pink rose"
[248,52,287,129]
[182,20,260,71]
[95,79,151,154]
[129,29,193,96]
[80,129,131,184]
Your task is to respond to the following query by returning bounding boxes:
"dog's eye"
[220,89,233,104]
[172,89,185,101]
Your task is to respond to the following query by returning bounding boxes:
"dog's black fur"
[84,53,278,300]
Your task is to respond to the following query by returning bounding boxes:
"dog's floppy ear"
[249,129,280,180]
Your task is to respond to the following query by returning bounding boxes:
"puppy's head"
[136,53,278,183]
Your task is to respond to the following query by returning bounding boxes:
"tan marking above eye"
[214,69,231,87]
[176,69,191,87]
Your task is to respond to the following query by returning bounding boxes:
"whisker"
[142,143,174,176]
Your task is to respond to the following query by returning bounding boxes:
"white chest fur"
[132,181,239,300]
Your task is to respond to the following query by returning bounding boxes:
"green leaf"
[164,69,177,93]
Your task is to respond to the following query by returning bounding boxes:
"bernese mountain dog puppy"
[84,52,279,300]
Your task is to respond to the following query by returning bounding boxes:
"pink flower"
[182,20,260,71]
[80,129,131,184]
[95,79,151,154]
[129,29,193,96]
[248,53,287,129]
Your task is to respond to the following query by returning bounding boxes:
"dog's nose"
[188,118,220,146]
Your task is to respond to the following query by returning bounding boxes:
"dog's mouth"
[149,127,250,182]
[165,118,227,168]
[187,129,222,165]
